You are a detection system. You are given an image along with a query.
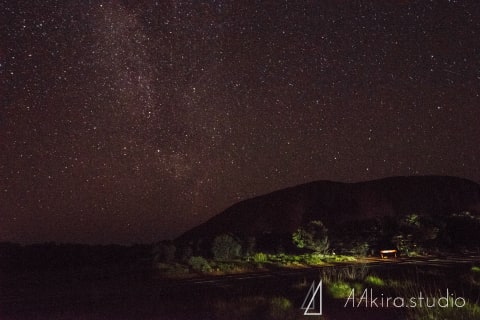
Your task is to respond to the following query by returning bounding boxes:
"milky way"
[1,1,480,244]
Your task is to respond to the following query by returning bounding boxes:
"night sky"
[1,1,480,244]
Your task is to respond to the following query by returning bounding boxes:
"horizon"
[3,174,478,246]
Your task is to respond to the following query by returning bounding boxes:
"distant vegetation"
[211,234,242,260]
[3,209,480,319]
[2,210,477,279]
[153,210,480,277]
[2,212,480,319]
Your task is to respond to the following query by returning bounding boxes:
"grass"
[421,302,479,320]
[321,266,480,319]
[153,258,480,320]
[384,267,480,320]
[157,253,357,277]
[156,251,480,320]
[327,281,352,299]
[364,275,385,286]
[404,294,480,320]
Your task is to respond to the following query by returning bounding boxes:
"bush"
[350,242,370,256]
[303,253,324,265]
[212,234,242,260]
[188,256,212,273]
[253,252,268,263]
[292,220,330,254]
[214,262,236,272]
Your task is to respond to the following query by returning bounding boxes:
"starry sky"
[1,0,480,244]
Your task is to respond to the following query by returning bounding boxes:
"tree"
[292,220,330,254]
[211,234,242,260]
[392,214,441,255]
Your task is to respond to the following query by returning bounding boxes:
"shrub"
[212,234,242,260]
[350,242,369,256]
[304,253,324,265]
[215,262,236,273]
[253,252,268,263]
[188,256,212,273]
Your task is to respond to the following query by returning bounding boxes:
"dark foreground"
[1,255,480,320]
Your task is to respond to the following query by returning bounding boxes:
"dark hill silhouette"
[178,176,480,243]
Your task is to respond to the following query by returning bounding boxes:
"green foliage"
[471,266,480,273]
[303,253,324,265]
[292,220,330,254]
[322,255,357,263]
[406,297,480,320]
[265,253,286,265]
[188,256,212,273]
[328,281,352,299]
[252,252,268,263]
[211,234,242,260]
[364,275,385,286]
[392,214,441,255]
[214,262,236,272]
[349,241,370,256]
[292,229,307,248]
